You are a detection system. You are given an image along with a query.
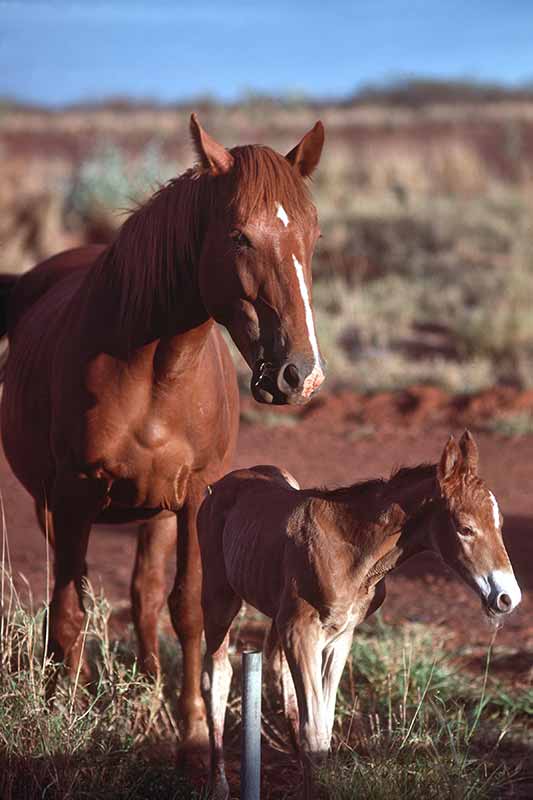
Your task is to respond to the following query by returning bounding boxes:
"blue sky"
[1,0,533,106]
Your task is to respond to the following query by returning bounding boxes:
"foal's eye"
[230,230,252,249]
[459,525,475,538]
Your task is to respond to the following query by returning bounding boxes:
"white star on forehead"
[276,202,289,227]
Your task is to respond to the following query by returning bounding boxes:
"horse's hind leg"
[48,476,108,678]
[131,513,176,676]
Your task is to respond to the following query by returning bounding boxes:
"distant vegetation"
[2,80,533,394]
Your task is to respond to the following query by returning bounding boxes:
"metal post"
[241,649,262,800]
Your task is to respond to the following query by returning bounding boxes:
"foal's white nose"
[488,570,522,613]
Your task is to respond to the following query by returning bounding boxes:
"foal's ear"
[459,429,479,473]
[190,113,235,176]
[437,435,462,488]
[285,121,325,178]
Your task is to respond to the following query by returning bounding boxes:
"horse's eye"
[231,230,252,249]
[460,525,475,537]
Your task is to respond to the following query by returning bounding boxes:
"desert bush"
[64,141,179,238]
[3,102,533,395]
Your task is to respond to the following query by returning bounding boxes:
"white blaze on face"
[489,491,500,528]
[276,202,289,227]
[291,255,324,397]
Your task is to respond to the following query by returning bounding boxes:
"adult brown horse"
[0,114,325,760]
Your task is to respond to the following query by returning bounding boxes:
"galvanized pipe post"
[241,649,262,800]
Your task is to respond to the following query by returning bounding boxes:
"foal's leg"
[131,513,176,676]
[322,628,354,744]
[277,605,328,800]
[266,623,299,751]
[204,632,233,800]
[168,484,209,761]
[48,476,108,677]
[203,588,242,800]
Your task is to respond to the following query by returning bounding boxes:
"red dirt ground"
[3,388,532,674]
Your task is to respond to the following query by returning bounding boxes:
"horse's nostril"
[496,592,512,612]
[282,363,301,390]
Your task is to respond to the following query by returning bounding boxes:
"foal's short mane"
[308,463,437,504]
[88,145,313,349]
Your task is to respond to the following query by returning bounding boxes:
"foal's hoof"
[209,777,230,800]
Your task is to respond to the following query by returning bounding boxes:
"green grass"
[317,618,532,799]
[0,575,198,800]
[1,481,530,800]
[0,573,530,799]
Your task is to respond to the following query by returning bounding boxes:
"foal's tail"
[0,273,19,381]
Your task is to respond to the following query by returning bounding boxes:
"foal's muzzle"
[476,570,522,617]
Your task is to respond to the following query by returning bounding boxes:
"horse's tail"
[0,273,19,382]
[0,273,18,337]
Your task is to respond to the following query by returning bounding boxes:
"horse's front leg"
[48,474,108,680]
[168,484,209,765]
[131,513,177,676]
[277,604,328,799]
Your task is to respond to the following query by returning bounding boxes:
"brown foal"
[198,432,521,798]
[0,114,325,760]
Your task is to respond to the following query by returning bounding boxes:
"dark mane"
[307,463,437,504]
[86,145,313,349]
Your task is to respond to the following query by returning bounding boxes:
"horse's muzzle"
[251,358,324,405]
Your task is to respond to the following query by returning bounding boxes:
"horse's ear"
[190,113,234,176]
[459,429,479,473]
[285,121,325,178]
[437,435,462,489]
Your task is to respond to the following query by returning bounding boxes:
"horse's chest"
[84,409,210,510]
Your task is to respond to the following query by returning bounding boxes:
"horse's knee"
[48,600,85,662]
